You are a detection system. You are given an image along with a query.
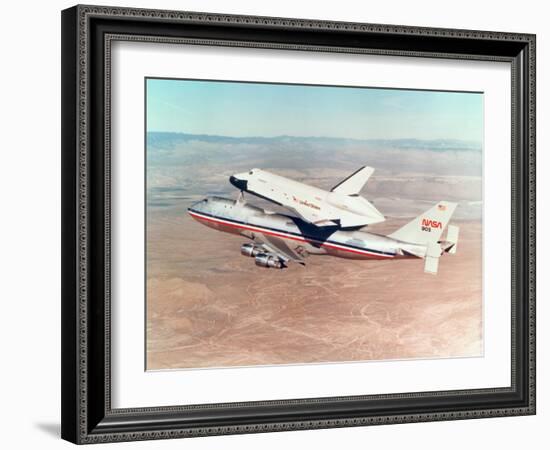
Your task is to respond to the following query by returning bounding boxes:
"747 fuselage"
[188,196,447,271]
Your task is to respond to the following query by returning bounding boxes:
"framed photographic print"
[61,4,536,444]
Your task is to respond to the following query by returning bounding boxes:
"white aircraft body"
[229,167,385,228]
[188,196,459,275]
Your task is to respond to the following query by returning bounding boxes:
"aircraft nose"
[188,198,208,213]
[229,175,248,191]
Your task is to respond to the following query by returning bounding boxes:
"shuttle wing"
[254,233,306,265]
[287,204,338,227]
[289,203,381,228]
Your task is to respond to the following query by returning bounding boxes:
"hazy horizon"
[146,78,483,141]
[146,130,483,148]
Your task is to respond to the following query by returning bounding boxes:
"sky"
[146,78,483,142]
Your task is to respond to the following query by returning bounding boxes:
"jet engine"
[254,253,284,269]
[240,243,263,257]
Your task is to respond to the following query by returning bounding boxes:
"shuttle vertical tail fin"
[330,166,374,195]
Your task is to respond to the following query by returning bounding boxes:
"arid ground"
[146,206,482,370]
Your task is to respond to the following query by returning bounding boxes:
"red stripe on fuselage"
[188,210,393,260]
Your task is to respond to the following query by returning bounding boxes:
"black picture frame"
[61,4,536,444]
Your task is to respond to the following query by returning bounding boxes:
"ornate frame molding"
[61,5,535,444]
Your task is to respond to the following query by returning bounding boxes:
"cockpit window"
[249,170,253,175]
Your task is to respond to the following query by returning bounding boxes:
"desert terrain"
[146,133,483,370]
[146,209,482,369]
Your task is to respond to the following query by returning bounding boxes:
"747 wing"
[253,233,306,266]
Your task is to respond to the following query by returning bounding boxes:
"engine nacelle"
[240,243,263,257]
[254,253,284,269]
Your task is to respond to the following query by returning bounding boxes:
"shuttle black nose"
[229,175,248,191]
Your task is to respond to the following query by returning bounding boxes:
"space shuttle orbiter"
[229,166,385,228]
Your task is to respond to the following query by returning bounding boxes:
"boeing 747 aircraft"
[188,195,459,275]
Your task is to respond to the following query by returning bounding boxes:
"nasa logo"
[421,218,442,232]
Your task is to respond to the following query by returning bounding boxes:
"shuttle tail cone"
[329,166,385,226]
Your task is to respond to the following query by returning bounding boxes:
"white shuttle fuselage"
[229,167,385,228]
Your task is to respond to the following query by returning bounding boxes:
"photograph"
[145,78,484,370]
